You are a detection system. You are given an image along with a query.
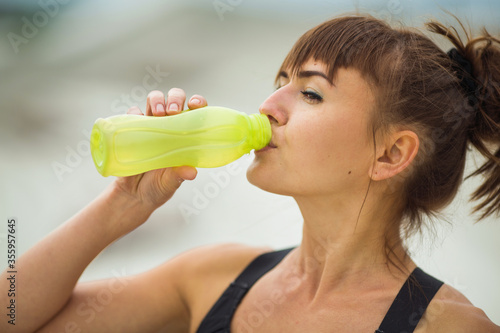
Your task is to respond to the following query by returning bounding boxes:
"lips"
[256,139,277,153]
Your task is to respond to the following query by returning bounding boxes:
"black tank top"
[196,248,443,333]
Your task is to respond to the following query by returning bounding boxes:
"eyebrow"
[278,70,334,86]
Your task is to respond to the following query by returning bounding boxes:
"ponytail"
[427,19,500,219]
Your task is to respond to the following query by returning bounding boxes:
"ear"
[369,130,419,181]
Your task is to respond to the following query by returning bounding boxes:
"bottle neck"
[247,113,271,150]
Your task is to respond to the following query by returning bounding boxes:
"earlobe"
[370,131,419,181]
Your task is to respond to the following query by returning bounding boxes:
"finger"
[166,88,186,115]
[146,90,166,117]
[127,106,144,115]
[173,166,198,181]
[187,94,208,110]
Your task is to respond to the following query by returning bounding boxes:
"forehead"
[283,59,373,93]
[278,59,331,83]
[280,59,327,76]
[294,59,327,72]
[275,16,397,91]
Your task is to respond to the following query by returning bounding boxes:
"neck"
[292,190,412,293]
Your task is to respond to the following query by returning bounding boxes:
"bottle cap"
[248,113,271,150]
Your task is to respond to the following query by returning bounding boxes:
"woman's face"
[247,59,377,198]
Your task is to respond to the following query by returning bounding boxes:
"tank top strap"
[375,267,444,333]
[197,250,443,333]
[196,247,294,333]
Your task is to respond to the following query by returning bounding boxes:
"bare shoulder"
[168,243,272,329]
[170,242,272,279]
[416,284,500,333]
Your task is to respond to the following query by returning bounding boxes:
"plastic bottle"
[90,106,271,177]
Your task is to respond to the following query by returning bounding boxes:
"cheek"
[287,116,372,175]
[246,112,374,195]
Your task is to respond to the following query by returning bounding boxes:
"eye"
[301,90,323,103]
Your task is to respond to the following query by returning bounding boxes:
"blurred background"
[1,0,499,324]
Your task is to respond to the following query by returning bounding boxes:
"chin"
[246,160,289,196]
[246,160,263,187]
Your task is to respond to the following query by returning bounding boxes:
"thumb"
[150,166,197,206]
[173,166,198,181]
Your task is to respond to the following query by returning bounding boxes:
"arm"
[1,185,152,332]
[36,225,193,333]
[37,243,270,333]
[0,171,194,333]
[0,89,202,333]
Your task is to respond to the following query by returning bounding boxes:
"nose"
[258,87,289,126]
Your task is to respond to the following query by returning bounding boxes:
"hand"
[112,88,208,210]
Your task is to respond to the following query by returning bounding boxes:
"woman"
[2,14,500,333]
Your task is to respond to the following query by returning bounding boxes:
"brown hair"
[277,15,500,241]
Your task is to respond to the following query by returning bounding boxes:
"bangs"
[275,15,400,87]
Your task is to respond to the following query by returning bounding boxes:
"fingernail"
[190,98,200,105]
[156,104,165,113]
[168,103,179,111]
